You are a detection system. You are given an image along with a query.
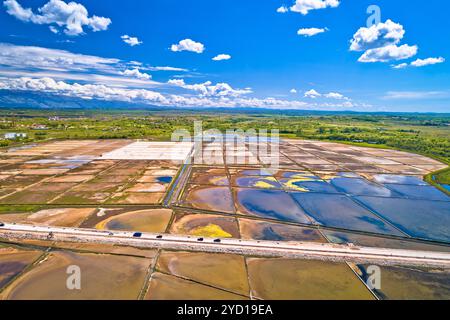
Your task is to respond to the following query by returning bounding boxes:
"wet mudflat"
[355,264,450,300]
[238,218,326,242]
[107,192,165,205]
[156,251,249,296]
[95,209,173,233]
[234,188,312,224]
[189,167,229,186]
[0,246,43,290]
[170,212,240,238]
[181,185,235,213]
[145,272,247,300]
[0,250,151,300]
[246,258,374,300]
[15,208,97,227]
[1,139,449,300]
[322,230,450,252]
[53,191,112,205]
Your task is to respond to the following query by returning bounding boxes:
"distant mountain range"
[0,90,449,116]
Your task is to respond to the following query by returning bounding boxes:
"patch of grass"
[425,167,450,196]
[434,167,450,185]
[0,205,42,214]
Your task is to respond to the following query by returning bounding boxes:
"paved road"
[1,223,450,267]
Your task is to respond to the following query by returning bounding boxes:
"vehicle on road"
[133,232,142,238]
[0,222,4,227]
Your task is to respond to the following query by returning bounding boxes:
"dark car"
[0,222,4,227]
[197,238,204,242]
[214,239,221,243]
[156,235,163,239]
[133,232,143,238]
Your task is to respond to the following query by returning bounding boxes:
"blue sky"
[0,0,449,112]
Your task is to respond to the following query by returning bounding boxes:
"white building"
[4,133,27,140]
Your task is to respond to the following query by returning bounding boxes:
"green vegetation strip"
[425,167,450,196]
[0,205,42,214]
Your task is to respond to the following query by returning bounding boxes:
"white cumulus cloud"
[168,79,186,86]
[358,44,418,63]
[168,79,252,97]
[297,27,328,37]
[290,0,340,15]
[304,89,321,98]
[277,6,289,13]
[171,39,205,54]
[391,63,408,69]
[350,20,419,63]
[121,35,143,47]
[290,88,297,94]
[212,54,231,61]
[3,0,111,36]
[411,57,445,67]
[324,92,346,99]
[120,68,151,80]
[391,57,445,69]
[304,89,349,100]
[350,20,405,52]
[49,25,59,34]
